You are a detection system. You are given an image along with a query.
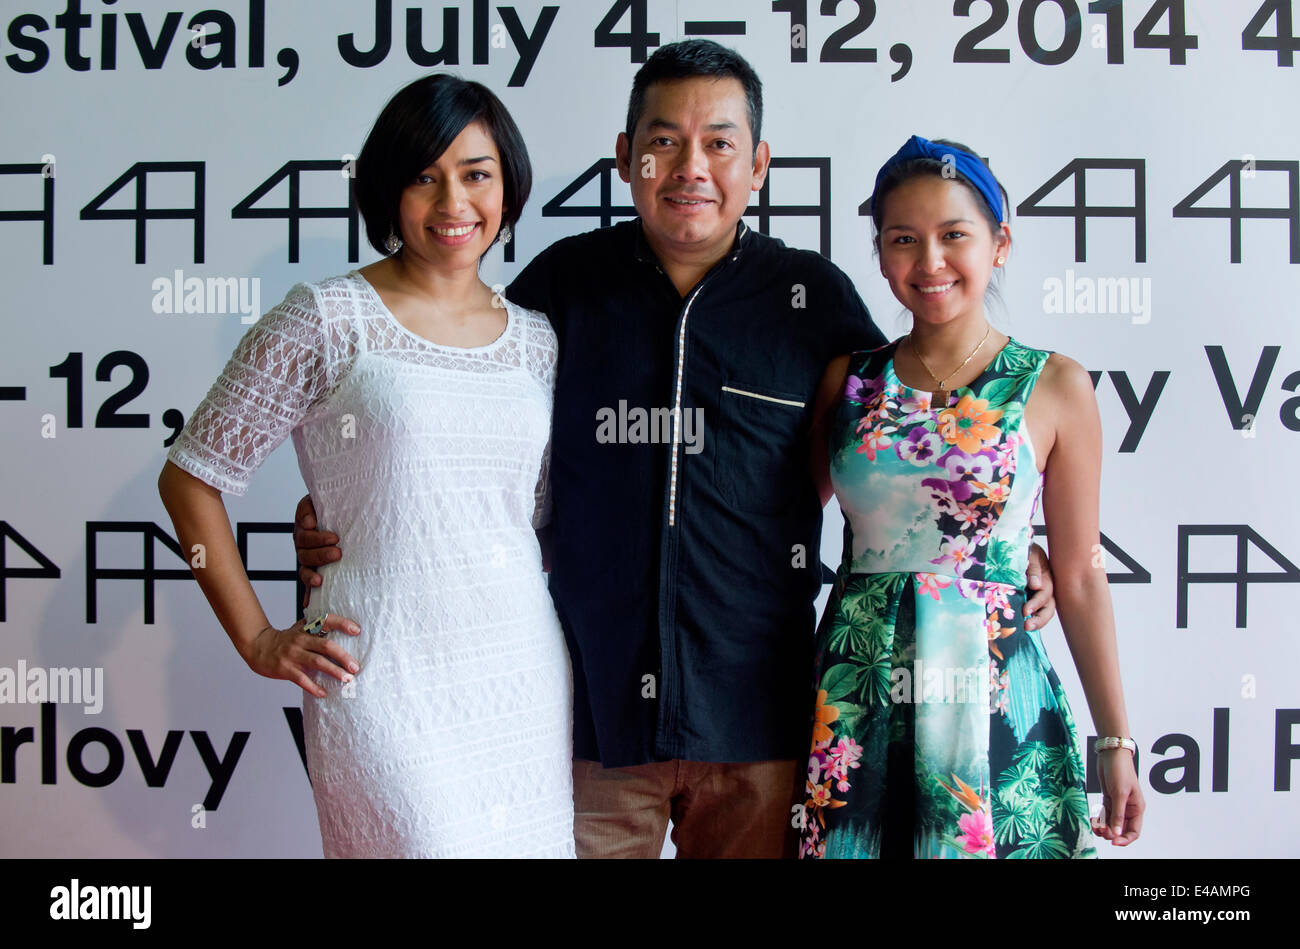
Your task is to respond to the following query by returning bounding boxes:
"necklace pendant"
[938,381,946,390]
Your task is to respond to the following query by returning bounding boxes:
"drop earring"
[498,223,512,245]
[384,227,403,255]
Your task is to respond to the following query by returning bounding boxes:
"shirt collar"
[632,217,750,267]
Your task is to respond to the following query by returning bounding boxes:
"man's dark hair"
[625,40,763,151]
[353,73,532,258]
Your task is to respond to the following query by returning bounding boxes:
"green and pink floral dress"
[799,337,1096,859]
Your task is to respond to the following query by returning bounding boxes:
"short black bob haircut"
[625,40,763,154]
[353,74,531,258]
[868,138,1010,243]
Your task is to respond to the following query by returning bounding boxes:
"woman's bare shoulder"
[1037,351,1096,405]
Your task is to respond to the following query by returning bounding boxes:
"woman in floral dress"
[798,136,1144,858]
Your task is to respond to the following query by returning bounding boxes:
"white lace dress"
[167,271,575,858]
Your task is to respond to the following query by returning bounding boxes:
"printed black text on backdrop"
[1,0,1296,856]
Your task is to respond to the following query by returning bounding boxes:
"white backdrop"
[1,0,1297,858]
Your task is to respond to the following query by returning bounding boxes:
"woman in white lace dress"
[157,75,574,858]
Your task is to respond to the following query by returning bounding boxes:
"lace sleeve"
[166,282,332,495]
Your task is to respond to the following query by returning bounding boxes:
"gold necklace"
[909,324,991,391]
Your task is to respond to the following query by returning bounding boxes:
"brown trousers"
[572,757,804,859]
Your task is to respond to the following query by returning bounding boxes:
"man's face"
[616,76,770,265]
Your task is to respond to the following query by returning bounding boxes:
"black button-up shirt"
[507,218,885,767]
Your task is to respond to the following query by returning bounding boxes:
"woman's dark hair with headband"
[867,136,1010,244]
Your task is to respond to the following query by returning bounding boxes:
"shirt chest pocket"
[712,382,808,516]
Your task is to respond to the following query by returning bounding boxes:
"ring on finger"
[304,615,327,637]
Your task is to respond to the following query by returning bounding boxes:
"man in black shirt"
[294,40,1055,858]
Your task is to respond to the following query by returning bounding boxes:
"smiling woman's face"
[877,175,1010,327]
[396,120,505,268]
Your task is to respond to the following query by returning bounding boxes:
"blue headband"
[870,135,1005,225]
